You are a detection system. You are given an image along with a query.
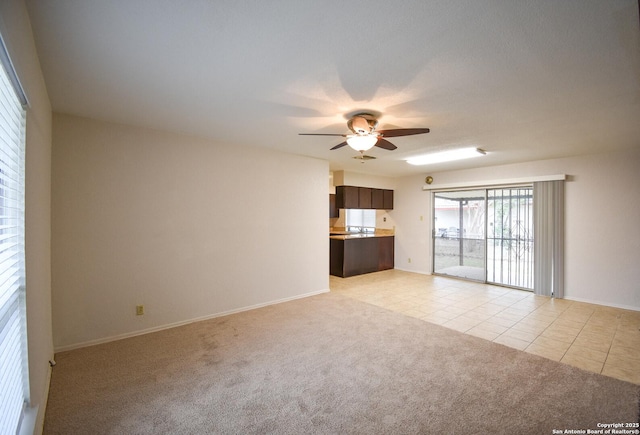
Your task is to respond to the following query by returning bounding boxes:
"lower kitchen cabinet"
[330,236,394,278]
[378,236,394,270]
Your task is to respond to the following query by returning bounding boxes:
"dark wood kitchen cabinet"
[358,187,372,209]
[329,194,339,218]
[383,189,394,210]
[335,186,394,210]
[330,236,394,277]
[378,236,394,270]
[371,189,384,209]
[335,186,360,209]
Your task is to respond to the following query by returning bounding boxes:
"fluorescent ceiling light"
[347,135,378,151]
[406,147,486,166]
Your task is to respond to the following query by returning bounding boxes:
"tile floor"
[330,269,640,385]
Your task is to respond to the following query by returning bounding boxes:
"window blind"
[0,37,28,435]
[346,209,376,231]
[533,180,565,298]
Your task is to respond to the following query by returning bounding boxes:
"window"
[346,209,376,232]
[0,34,28,435]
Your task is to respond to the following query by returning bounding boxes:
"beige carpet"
[44,293,639,434]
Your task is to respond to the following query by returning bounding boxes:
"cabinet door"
[378,236,395,270]
[329,194,339,218]
[343,237,378,276]
[330,238,345,276]
[383,189,394,210]
[336,186,360,209]
[359,187,372,209]
[371,189,384,209]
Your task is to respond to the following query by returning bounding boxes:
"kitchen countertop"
[329,229,395,240]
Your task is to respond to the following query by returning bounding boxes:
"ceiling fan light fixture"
[299,112,429,152]
[406,147,486,166]
[346,135,378,151]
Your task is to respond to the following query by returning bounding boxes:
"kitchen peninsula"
[329,230,394,278]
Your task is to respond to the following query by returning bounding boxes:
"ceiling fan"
[299,112,430,154]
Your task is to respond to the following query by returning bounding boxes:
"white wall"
[393,176,433,273]
[333,170,397,190]
[394,148,640,311]
[52,114,329,350]
[0,0,54,432]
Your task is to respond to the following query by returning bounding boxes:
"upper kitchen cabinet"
[335,186,394,210]
[358,187,372,209]
[336,185,359,209]
[383,189,394,210]
[371,189,384,209]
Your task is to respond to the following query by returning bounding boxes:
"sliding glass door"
[433,186,534,290]
[433,190,486,281]
[486,187,534,289]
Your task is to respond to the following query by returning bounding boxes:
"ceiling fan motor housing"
[348,115,378,135]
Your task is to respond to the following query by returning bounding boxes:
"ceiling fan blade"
[377,128,430,137]
[299,133,347,137]
[330,141,348,150]
[375,138,397,150]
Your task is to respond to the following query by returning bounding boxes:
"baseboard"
[393,267,432,275]
[54,288,330,353]
[563,295,640,313]
[393,269,639,312]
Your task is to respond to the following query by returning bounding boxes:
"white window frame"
[0,32,29,435]
[346,209,376,232]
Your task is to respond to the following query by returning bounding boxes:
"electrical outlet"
[408,258,412,263]
[136,305,144,316]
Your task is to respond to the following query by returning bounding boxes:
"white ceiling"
[25,0,640,177]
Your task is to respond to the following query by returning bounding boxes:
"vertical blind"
[533,180,565,298]
[0,38,28,435]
